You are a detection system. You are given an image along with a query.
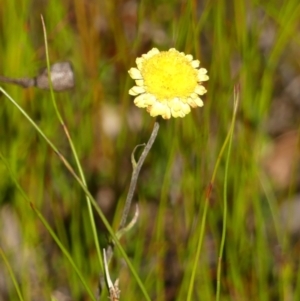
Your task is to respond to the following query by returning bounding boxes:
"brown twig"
[0,75,34,88]
[0,62,75,91]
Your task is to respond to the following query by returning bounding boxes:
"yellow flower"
[128,48,209,119]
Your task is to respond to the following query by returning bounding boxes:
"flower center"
[141,51,198,101]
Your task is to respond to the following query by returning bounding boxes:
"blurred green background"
[1,0,300,300]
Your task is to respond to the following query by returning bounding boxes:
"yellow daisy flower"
[128,48,209,119]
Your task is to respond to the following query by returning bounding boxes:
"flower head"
[128,48,209,119]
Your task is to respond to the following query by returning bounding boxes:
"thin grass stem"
[187,86,239,301]
[216,86,239,301]
[40,15,104,273]
[0,247,25,301]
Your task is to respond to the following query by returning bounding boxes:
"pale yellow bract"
[128,48,209,119]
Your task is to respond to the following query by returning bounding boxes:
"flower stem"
[105,121,160,264]
[119,121,160,229]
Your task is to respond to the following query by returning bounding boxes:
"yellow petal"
[148,102,170,118]
[198,68,209,82]
[136,57,144,65]
[185,54,193,62]
[188,96,203,107]
[144,48,159,59]
[143,93,156,105]
[170,100,191,118]
[182,103,191,114]
[194,85,207,95]
[134,95,148,108]
[129,86,145,95]
[128,68,142,79]
[199,68,207,74]
[135,79,144,86]
[191,60,200,68]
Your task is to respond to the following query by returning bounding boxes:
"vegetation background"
[1,0,300,300]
